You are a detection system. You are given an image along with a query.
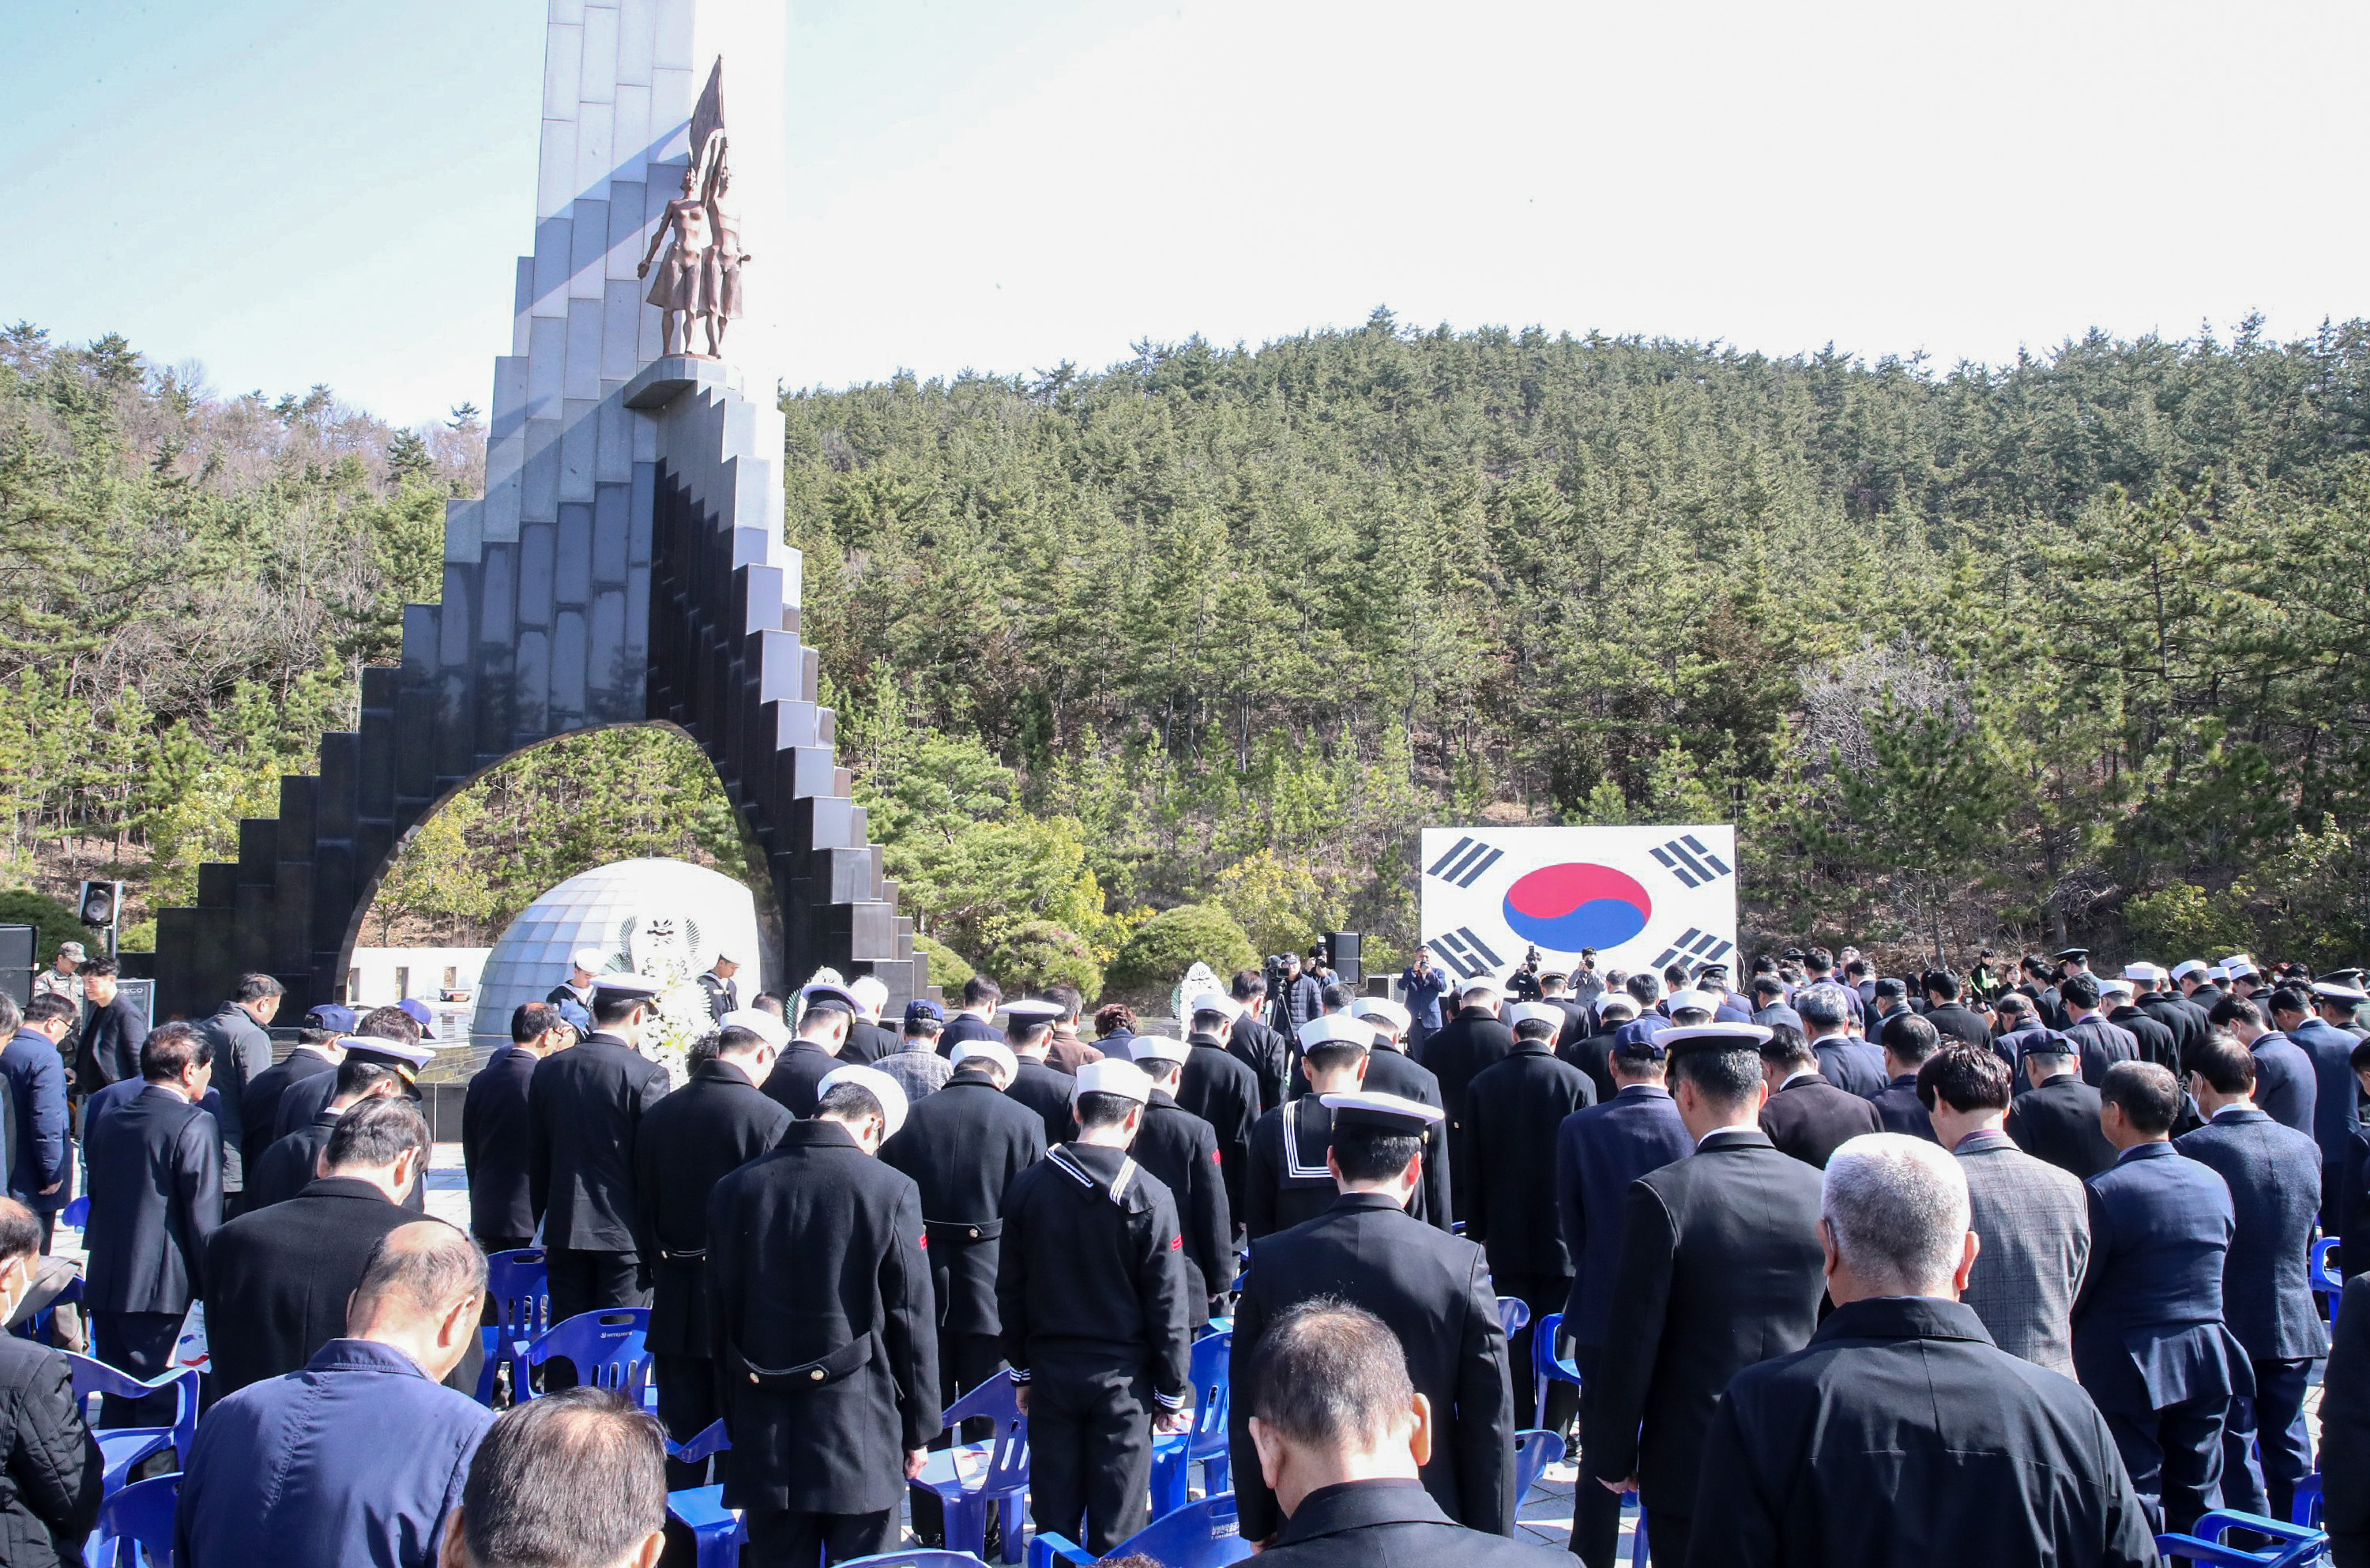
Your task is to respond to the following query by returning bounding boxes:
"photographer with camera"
[1399,948,1453,1058]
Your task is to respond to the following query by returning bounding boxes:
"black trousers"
[1569,1342,1623,1568]
[1497,1269,1579,1435]
[915,1329,1007,1544]
[2223,1357,2313,1523]
[742,1506,893,1566]
[654,1352,719,1491]
[1028,1361,1156,1555]
[2104,1389,2227,1536]
[544,1246,649,1326]
[92,1310,183,1428]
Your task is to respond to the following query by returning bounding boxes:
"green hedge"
[0,889,99,974]
[1104,904,1257,1007]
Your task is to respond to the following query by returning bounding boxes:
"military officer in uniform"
[707,1064,937,1566]
[879,1040,1046,1424]
[1343,1002,1454,1229]
[1124,1034,1235,1325]
[1228,1092,1516,1546]
[1002,998,1079,1147]
[762,984,856,1118]
[631,1010,792,1486]
[1247,1017,1374,1240]
[244,1051,422,1211]
[1462,1001,1592,1434]
[997,1059,1194,1555]
[1177,994,1260,1227]
[529,976,669,1325]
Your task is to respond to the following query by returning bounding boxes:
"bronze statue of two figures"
[638,62,749,360]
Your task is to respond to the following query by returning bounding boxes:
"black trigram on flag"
[1650,834,1732,889]
[1650,927,1734,973]
[1426,836,1504,889]
[1427,927,1505,980]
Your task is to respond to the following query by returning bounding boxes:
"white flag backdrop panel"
[1417,825,1739,980]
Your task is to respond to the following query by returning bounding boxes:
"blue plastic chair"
[1152,1331,1233,1515]
[11,1273,82,1347]
[665,1483,747,1568]
[841,1554,990,1567]
[910,1370,1029,1564]
[1030,1491,1254,1568]
[2310,1239,2343,1325]
[1497,1295,1532,1341]
[2293,1473,2323,1529]
[62,1194,88,1231]
[477,1248,552,1404]
[1533,1309,1583,1420]
[1514,1427,1559,1505]
[65,1355,199,1493]
[2154,1509,2330,1566]
[1630,1505,1650,1567]
[524,1308,652,1400]
[665,1418,732,1465]
[85,1470,178,1566]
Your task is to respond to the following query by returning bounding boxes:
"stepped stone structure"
[151,1,924,1023]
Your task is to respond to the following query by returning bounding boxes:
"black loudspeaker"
[0,924,31,1006]
[1329,931,1363,987]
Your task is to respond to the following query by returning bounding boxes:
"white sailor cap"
[570,948,611,976]
[2312,980,2369,1004]
[2098,975,2135,998]
[1187,993,1243,1022]
[1297,1014,1376,1050]
[1665,988,1718,1015]
[1077,1058,1153,1104]
[2170,960,2209,981]
[798,982,860,1015]
[717,1008,790,1049]
[1507,1002,1567,1028]
[1597,995,1640,1021]
[2221,953,2258,978]
[1658,1022,1774,1054]
[2208,965,2232,982]
[1001,998,1065,1024]
[818,1064,909,1138]
[1127,1034,1192,1067]
[949,1040,1019,1077]
[1320,1091,1446,1135]
[1459,975,1510,999]
[592,975,663,1009]
[1349,997,1409,1034]
[339,1033,438,1074]
[2120,962,2162,983]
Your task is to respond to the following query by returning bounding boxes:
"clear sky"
[6,0,2365,427]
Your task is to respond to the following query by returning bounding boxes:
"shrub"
[1105,904,1258,1007]
[0,889,100,972]
[912,932,973,997]
[984,920,1101,1000]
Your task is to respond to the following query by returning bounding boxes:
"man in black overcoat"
[271,1005,423,1141]
[1420,979,1514,1220]
[1224,971,1290,1111]
[1176,997,1260,1227]
[632,1015,792,1486]
[240,1022,341,1177]
[1920,969,1996,1058]
[243,1051,424,1211]
[1123,1036,1235,1326]
[2102,976,2180,1071]
[761,986,855,1118]
[1228,1092,1515,1547]
[529,977,669,1325]
[2323,1273,2370,1568]
[464,1002,564,1253]
[2007,1036,2118,1179]
[1869,1013,1941,1141]
[1693,1130,2159,1567]
[2062,973,2142,1084]
[1583,1023,1826,1568]
[1757,1025,1881,1170]
[82,1021,220,1423]
[707,1065,937,1566]
[997,1060,1193,1555]
[1002,1002,1080,1148]
[1463,1004,1591,1433]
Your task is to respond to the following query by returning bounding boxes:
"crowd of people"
[0,936,2365,1566]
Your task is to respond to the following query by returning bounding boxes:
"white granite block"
[559,399,600,502]
[595,393,633,485]
[601,280,642,380]
[564,299,604,403]
[604,186,645,281]
[612,85,651,174]
[615,0,655,86]
[491,357,529,441]
[521,417,563,523]
[531,215,572,315]
[578,4,618,103]
[632,405,658,464]
[782,546,803,608]
[569,197,609,300]
[511,259,534,355]
[536,117,578,220]
[444,498,484,564]
[526,316,568,420]
[542,23,582,120]
[483,433,525,543]
[653,0,694,70]
[549,0,585,23]
[572,101,615,208]
[650,66,692,149]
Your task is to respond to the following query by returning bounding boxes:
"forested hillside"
[8,310,2370,992]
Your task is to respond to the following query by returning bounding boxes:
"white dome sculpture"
[468,858,768,1043]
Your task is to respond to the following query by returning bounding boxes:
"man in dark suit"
[4,995,72,1250]
[1585,1024,1828,1568]
[1120,1036,1235,1329]
[2216,995,2317,1136]
[2006,1036,2118,1179]
[633,1015,792,1487]
[1237,1301,1571,1568]
[82,1021,221,1423]
[1799,984,1885,1096]
[1920,970,1996,1057]
[271,1006,422,1141]
[1553,1030,1692,1567]
[1749,976,1804,1034]
[2060,973,2141,1085]
[1228,1092,1515,1546]
[529,977,670,1325]
[203,1099,457,1397]
[880,1040,1045,1459]
[2073,1061,2248,1534]
[1558,994,1634,1105]
[2102,974,2180,1072]
[938,976,1004,1055]
[762,985,856,1117]
[2135,964,2210,1066]
[1422,978,1516,1220]
[2175,1034,2327,1523]
[1463,1004,1591,1434]
[1693,1131,2160,1568]
[194,972,283,1217]
[708,1065,937,1566]
[1870,1013,1940,1141]
[1176,996,1260,1227]
[463,1002,564,1254]
[74,957,147,1092]
[239,1018,343,1174]
[1539,972,1594,1061]
[2289,982,2368,1229]
[1759,1024,1881,1169]
[1225,971,1290,1110]
[244,1055,421,1212]
[2325,1273,2370,1568]
[840,976,900,1067]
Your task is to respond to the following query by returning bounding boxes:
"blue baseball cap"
[902,998,945,1028]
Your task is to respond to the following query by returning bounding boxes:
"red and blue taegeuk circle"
[1502,863,1653,952]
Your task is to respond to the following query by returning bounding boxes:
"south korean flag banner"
[1418,825,1740,980]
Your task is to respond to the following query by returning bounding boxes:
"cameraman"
[1398,948,1451,1057]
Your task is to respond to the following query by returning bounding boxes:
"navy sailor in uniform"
[996,1058,1194,1555]
[1247,1017,1375,1240]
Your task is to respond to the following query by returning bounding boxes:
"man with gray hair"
[436,1388,667,1568]
[1692,1134,2158,1566]
[179,1221,495,1567]
[1797,983,1885,1096]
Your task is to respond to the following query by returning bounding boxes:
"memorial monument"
[149,2,925,1021]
